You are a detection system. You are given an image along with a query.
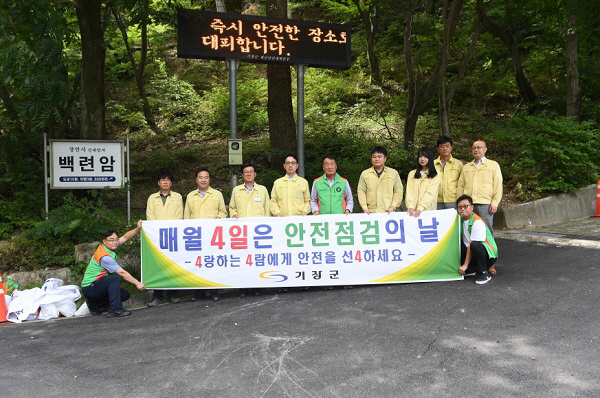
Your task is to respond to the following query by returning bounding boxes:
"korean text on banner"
[141,209,462,289]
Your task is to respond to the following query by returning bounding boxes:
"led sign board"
[177,10,351,69]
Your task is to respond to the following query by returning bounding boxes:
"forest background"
[0,0,599,277]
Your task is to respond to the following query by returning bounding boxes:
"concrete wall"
[495,184,597,229]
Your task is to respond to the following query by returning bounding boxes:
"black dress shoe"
[107,309,132,318]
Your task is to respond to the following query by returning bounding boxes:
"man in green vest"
[456,194,498,285]
[81,221,146,317]
[310,155,354,215]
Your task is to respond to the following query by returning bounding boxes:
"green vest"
[314,174,347,214]
[81,244,118,287]
[464,213,498,259]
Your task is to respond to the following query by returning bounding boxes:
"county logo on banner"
[141,209,462,289]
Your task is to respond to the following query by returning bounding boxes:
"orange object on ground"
[596,181,600,218]
[0,276,8,324]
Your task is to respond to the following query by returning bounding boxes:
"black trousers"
[461,241,497,275]
[82,273,130,311]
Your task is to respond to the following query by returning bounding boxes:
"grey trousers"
[473,203,494,233]
[437,202,457,210]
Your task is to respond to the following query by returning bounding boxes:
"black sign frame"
[177,10,351,69]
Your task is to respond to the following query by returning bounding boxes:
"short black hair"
[102,229,118,240]
[241,162,256,173]
[322,154,336,163]
[371,146,387,157]
[456,194,473,206]
[156,169,174,182]
[437,136,453,147]
[195,167,210,178]
[284,153,298,163]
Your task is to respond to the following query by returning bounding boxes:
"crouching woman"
[81,221,146,317]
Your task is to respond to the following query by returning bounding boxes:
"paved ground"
[2,233,600,398]
[496,217,600,249]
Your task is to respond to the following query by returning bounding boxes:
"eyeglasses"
[105,238,119,243]
[457,205,471,210]
[284,161,297,165]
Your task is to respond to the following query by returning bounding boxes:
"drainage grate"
[513,231,600,242]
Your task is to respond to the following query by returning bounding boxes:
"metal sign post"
[177,10,351,179]
[44,133,49,220]
[296,64,307,177]
[227,59,240,193]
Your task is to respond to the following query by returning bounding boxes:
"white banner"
[141,209,462,289]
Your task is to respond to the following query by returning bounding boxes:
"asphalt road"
[2,239,599,398]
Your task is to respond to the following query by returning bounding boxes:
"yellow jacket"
[184,187,227,219]
[434,156,464,203]
[357,166,403,213]
[405,170,441,212]
[146,191,184,220]
[457,158,503,206]
[229,183,271,218]
[269,175,311,216]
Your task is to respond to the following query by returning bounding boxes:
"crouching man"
[81,221,146,317]
[456,195,498,285]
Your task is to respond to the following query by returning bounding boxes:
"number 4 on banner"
[211,227,225,249]
[195,256,202,267]
[355,250,362,262]
[246,254,253,266]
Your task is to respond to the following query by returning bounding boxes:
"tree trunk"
[565,0,581,119]
[75,0,106,140]
[438,82,450,136]
[476,0,536,103]
[404,0,463,148]
[215,1,226,12]
[266,0,296,167]
[447,14,481,105]
[403,5,416,148]
[112,2,160,133]
[352,0,380,85]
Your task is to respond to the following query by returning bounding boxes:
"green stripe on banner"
[141,229,229,288]
[370,215,462,282]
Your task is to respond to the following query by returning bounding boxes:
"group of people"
[81,137,502,317]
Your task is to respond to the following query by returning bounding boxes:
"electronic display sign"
[177,10,351,69]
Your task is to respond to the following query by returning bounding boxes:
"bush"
[0,191,140,274]
[491,114,600,200]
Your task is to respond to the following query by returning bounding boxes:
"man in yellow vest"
[184,168,227,219]
[457,140,503,235]
[229,162,270,218]
[185,167,227,301]
[230,162,270,297]
[146,170,183,306]
[270,154,311,217]
[81,221,146,317]
[434,136,463,210]
[357,146,403,214]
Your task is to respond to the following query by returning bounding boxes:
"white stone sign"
[49,140,124,189]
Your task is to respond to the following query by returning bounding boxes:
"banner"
[141,209,462,289]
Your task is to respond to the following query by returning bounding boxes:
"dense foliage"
[0,0,599,273]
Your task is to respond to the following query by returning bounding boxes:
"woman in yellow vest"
[405,147,441,217]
